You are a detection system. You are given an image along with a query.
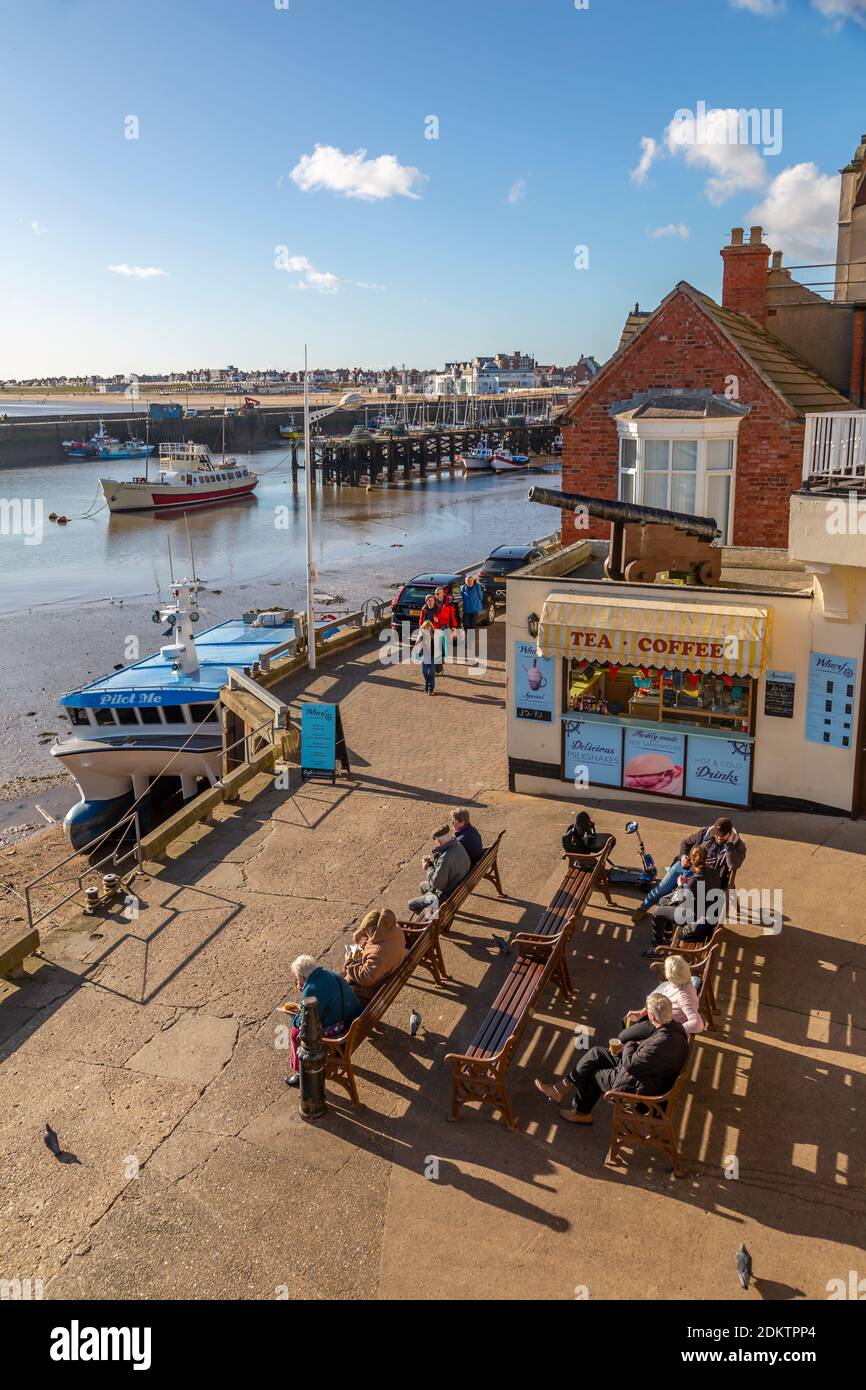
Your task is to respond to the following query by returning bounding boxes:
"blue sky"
[0,0,864,376]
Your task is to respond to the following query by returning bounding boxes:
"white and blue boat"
[51,579,301,850]
[62,419,155,461]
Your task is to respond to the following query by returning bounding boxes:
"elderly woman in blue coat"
[283,954,361,1087]
[460,573,485,630]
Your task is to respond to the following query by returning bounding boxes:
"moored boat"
[490,447,530,472]
[99,441,257,512]
[457,433,495,470]
[63,419,155,460]
[51,582,298,850]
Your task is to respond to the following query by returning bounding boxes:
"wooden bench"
[0,927,39,978]
[445,838,614,1130]
[322,920,443,1105]
[414,830,506,937]
[604,1070,689,1178]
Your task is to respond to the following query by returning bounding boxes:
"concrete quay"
[1,623,865,1300]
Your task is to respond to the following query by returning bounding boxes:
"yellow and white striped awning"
[538,593,769,677]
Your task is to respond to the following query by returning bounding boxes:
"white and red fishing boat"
[490,447,530,472]
[457,433,495,471]
[100,441,257,513]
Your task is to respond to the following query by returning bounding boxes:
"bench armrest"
[603,1088,673,1118]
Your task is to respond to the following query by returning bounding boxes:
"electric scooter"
[606,820,658,888]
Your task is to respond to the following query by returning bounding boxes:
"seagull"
[409,1009,422,1037]
[492,934,511,955]
[736,1243,752,1291]
[43,1122,63,1159]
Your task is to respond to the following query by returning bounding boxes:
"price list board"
[805,653,857,749]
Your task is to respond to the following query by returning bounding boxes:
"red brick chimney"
[720,226,771,325]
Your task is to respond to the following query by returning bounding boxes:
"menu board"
[764,669,795,719]
[805,653,857,749]
[685,736,751,806]
[563,719,623,787]
[514,641,555,722]
[623,728,685,797]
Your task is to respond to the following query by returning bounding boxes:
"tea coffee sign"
[515,641,554,722]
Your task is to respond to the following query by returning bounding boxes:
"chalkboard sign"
[764,669,795,719]
[300,702,351,783]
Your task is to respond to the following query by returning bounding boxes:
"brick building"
[560,225,857,550]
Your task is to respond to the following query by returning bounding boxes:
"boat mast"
[304,344,316,671]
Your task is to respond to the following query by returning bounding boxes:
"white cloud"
[506,178,527,205]
[730,0,785,14]
[749,162,841,260]
[665,107,769,205]
[630,136,658,185]
[107,264,168,278]
[289,144,426,201]
[812,0,866,26]
[276,252,383,293]
[30,220,47,235]
[646,223,690,239]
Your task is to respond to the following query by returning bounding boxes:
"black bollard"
[298,995,327,1122]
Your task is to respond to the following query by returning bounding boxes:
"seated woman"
[643,844,724,956]
[343,908,406,1002]
[284,954,362,1088]
[618,954,704,1041]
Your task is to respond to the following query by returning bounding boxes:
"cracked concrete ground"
[1,623,865,1300]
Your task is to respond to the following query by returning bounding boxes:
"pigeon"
[43,1123,63,1159]
[409,1009,422,1037]
[736,1243,752,1291]
[492,934,511,956]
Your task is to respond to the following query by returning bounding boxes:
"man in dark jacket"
[631,816,746,921]
[408,824,471,915]
[452,808,483,865]
[534,993,689,1123]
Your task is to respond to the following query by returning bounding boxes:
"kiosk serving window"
[565,660,753,734]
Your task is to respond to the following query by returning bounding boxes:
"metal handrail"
[24,808,142,932]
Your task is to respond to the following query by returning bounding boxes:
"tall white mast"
[304,344,316,671]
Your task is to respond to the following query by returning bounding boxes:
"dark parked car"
[390,572,496,632]
[478,545,545,606]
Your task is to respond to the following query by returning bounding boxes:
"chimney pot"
[749,226,763,245]
[731,227,744,246]
[771,250,783,270]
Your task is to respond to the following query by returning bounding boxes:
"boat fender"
[48,512,58,521]
[57,516,69,524]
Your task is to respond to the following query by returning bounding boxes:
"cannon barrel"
[527,486,720,541]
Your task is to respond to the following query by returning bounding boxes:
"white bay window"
[616,420,738,545]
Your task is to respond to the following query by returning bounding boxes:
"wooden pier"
[292,422,560,485]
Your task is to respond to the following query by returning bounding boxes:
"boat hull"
[100,477,258,512]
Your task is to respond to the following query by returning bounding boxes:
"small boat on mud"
[457,434,495,470]
[490,448,530,472]
[62,419,155,460]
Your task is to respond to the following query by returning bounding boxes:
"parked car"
[478,545,545,606]
[390,572,496,632]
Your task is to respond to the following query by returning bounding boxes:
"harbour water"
[0,445,559,786]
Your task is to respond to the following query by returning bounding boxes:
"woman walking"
[433,584,459,673]
[460,573,485,631]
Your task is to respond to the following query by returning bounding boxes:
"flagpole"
[304,344,316,671]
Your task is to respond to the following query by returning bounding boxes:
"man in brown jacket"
[343,909,406,1002]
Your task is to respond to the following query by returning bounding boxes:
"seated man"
[451,807,483,865]
[534,992,689,1124]
[631,816,746,923]
[643,845,724,956]
[343,908,406,1002]
[408,824,471,916]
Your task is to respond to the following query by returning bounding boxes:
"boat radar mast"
[152,578,204,676]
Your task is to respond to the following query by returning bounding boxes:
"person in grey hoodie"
[408,824,471,915]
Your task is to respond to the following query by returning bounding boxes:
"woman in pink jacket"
[618,954,704,1041]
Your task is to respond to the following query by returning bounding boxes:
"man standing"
[534,993,689,1124]
[408,824,471,915]
[631,817,746,923]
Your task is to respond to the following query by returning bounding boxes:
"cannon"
[527,486,722,585]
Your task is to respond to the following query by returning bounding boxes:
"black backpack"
[562,810,598,854]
